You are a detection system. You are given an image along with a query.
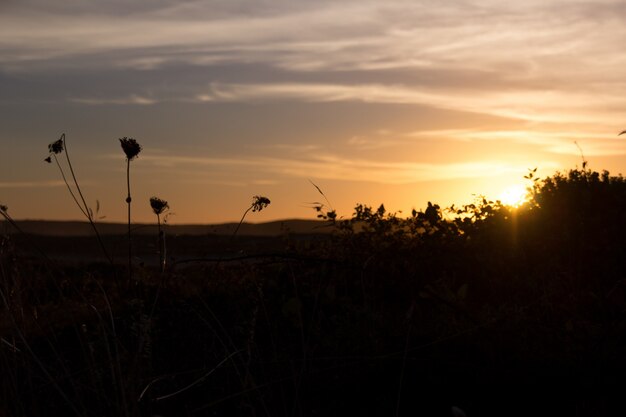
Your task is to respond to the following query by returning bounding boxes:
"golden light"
[498,184,528,207]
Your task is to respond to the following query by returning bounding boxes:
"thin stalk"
[53,154,89,219]
[58,134,114,267]
[156,213,166,272]
[232,205,252,238]
[161,224,167,272]
[309,179,334,212]
[119,136,141,286]
[62,134,89,214]
[140,349,243,402]
[574,140,588,169]
[126,158,132,283]
[232,196,270,240]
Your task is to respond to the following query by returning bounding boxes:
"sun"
[498,184,528,207]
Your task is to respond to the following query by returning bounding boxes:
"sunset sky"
[2,0,626,224]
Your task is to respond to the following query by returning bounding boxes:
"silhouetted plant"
[0,204,13,233]
[120,137,142,283]
[0,204,13,229]
[149,196,169,272]
[44,133,113,266]
[308,180,338,223]
[574,141,588,169]
[0,204,8,237]
[251,195,270,212]
[120,137,142,161]
[233,195,271,237]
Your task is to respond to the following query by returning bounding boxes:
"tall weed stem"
[119,137,142,285]
[46,134,114,268]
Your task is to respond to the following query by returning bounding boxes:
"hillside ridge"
[4,219,332,236]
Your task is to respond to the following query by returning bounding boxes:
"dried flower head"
[48,137,64,155]
[119,137,142,161]
[0,204,7,212]
[44,156,52,163]
[251,195,271,212]
[149,196,169,215]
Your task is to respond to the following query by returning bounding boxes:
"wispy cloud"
[70,95,157,105]
[3,1,626,83]
[408,128,626,156]
[193,82,626,124]
[3,0,626,125]
[131,151,547,185]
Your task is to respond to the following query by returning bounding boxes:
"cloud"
[132,151,544,185]
[2,0,626,127]
[70,95,157,105]
[408,128,626,156]
[192,82,626,124]
[3,0,625,80]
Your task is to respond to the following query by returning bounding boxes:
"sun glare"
[498,184,528,207]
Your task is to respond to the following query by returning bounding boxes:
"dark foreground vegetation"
[2,167,626,416]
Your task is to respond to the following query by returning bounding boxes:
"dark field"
[2,168,626,416]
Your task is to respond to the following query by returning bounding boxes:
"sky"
[2,0,626,224]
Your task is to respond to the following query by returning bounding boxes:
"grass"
[2,136,626,416]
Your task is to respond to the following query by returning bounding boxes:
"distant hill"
[3,219,334,237]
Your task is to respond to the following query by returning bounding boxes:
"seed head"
[0,204,7,213]
[149,196,169,215]
[48,138,64,154]
[44,156,52,163]
[251,196,271,212]
[119,137,142,161]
